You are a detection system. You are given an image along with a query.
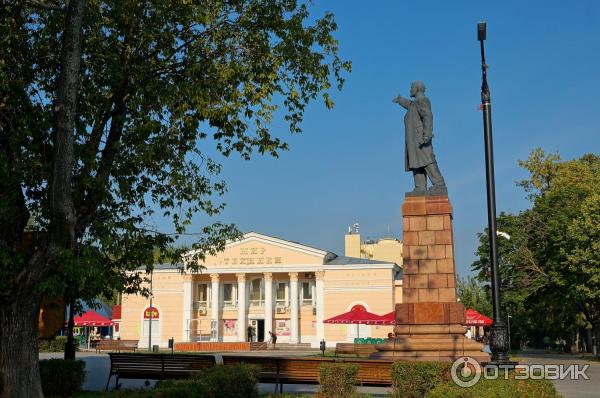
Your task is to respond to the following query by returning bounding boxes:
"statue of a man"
[393,81,447,196]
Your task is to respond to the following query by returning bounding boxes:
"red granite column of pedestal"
[402,195,457,306]
[371,195,489,362]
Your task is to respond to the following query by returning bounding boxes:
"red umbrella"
[73,310,113,327]
[323,305,385,338]
[465,308,493,326]
[323,304,384,324]
[370,311,395,325]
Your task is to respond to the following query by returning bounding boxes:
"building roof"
[325,255,395,266]
[152,263,182,270]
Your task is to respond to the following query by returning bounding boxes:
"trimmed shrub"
[318,363,358,398]
[39,359,86,397]
[151,380,209,398]
[39,336,75,352]
[428,377,561,398]
[390,361,451,398]
[195,363,259,398]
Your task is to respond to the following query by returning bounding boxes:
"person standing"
[247,325,254,342]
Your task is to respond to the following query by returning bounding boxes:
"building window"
[276,282,287,307]
[301,281,313,305]
[223,283,234,307]
[250,278,263,306]
[194,283,209,310]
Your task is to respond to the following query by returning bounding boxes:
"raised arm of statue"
[392,95,412,110]
[416,96,433,143]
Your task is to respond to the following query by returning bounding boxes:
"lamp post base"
[486,321,516,365]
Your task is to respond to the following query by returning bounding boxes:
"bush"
[390,361,451,398]
[39,336,75,352]
[154,363,259,398]
[39,359,86,397]
[428,377,561,398]
[318,363,359,398]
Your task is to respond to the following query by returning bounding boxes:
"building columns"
[182,276,192,342]
[289,272,299,344]
[236,273,246,342]
[315,270,325,343]
[264,273,273,337]
[210,274,220,342]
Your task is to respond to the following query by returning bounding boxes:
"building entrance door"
[257,319,265,342]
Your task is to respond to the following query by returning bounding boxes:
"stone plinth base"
[371,321,489,362]
[372,196,489,362]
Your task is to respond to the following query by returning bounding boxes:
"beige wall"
[196,239,325,268]
[120,271,185,347]
[323,268,395,343]
[344,233,403,266]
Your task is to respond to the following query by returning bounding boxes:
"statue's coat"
[396,94,436,171]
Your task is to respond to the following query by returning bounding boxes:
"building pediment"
[191,232,334,270]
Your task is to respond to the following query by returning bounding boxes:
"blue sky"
[177,0,600,277]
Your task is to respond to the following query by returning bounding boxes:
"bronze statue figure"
[393,81,447,196]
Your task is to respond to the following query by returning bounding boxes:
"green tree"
[456,275,492,316]
[0,1,350,396]
[472,149,600,351]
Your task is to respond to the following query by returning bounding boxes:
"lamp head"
[478,22,487,41]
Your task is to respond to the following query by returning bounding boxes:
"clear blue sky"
[176,0,600,277]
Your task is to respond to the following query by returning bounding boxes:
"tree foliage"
[456,275,492,316]
[0,1,350,396]
[1,0,350,297]
[472,149,600,348]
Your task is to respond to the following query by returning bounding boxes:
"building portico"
[120,232,401,348]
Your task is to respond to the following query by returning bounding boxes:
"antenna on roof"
[352,223,360,234]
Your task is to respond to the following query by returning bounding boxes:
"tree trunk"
[0,294,43,398]
[64,297,76,360]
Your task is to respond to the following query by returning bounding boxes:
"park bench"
[345,358,393,386]
[96,339,138,353]
[106,353,215,390]
[334,343,377,357]
[222,355,393,392]
[223,355,335,393]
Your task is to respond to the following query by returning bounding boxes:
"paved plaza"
[519,351,600,398]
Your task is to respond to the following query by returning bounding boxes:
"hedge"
[428,376,561,398]
[154,363,259,398]
[390,361,452,398]
[318,363,359,398]
[39,359,86,397]
[39,336,76,353]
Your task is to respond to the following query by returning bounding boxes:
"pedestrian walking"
[268,331,277,349]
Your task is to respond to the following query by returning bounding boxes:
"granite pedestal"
[371,195,489,362]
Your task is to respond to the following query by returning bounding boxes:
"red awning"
[465,308,493,326]
[323,304,385,325]
[73,310,113,327]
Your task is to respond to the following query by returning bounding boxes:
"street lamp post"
[477,22,513,365]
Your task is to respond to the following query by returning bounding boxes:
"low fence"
[174,341,267,352]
